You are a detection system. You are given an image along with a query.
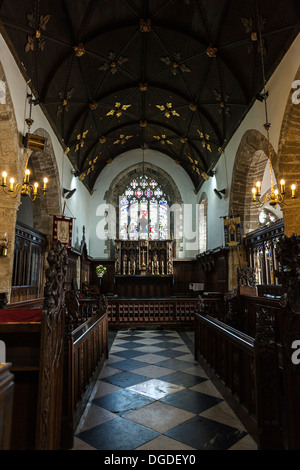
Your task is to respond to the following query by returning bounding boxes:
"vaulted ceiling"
[0,0,299,193]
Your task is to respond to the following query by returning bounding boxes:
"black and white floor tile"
[72,329,257,451]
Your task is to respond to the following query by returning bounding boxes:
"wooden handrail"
[201,314,254,350]
[7,298,44,309]
[61,311,108,449]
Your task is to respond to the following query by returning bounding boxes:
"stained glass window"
[119,175,169,240]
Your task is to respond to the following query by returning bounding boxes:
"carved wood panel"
[35,241,68,450]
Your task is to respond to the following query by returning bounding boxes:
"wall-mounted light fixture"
[214,188,226,199]
[0,233,8,257]
[63,188,76,199]
[251,15,296,208]
[1,94,48,201]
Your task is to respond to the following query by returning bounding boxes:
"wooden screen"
[11,222,47,303]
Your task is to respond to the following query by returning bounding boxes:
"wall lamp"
[0,233,8,257]
[214,188,226,199]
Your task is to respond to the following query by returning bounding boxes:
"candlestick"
[1,171,7,186]
[291,184,296,198]
[9,177,14,192]
[25,169,30,183]
[255,181,261,197]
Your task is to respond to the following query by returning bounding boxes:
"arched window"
[198,199,207,253]
[119,175,169,240]
[0,80,6,104]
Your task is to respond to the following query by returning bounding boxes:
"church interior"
[0,0,300,452]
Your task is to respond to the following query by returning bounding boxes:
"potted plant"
[95,264,106,292]
[96,264,107,277]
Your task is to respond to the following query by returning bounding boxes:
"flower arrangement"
[96,264,107,277]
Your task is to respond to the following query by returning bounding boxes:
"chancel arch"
[229,129,280,236]
[0,62,23,297]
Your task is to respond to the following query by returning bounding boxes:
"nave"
[72,328,257,451]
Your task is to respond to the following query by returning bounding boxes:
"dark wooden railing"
[11,222,47,303]
[107,297,196,325]
[61,310,108,449]
[6,297,44,309]
[237,294,284,343]
[194,311,283,449]
[194,230,300,451]
[0,243,109,450]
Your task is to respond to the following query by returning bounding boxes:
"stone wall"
[278,66,300,237]
[0,66,62,298]
[0,65,22,298]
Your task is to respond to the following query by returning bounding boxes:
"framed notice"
[52,215,73,247]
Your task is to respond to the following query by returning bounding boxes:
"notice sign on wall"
[223,215,241,248]
[52,215,73,247]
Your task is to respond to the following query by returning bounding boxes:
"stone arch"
[229,129,278,235]
[0,62,23,295]
[0,65,23,180]
[0,59,61,296]
[277,65,300,236]
[105,161,182,206]
[104,161,183,257]
[26,126,61,237]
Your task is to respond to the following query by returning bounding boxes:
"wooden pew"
[194,236,300,450]
[237,294,283,343]
[0,363,14,450]
[0,311,42,449]
[0,241,67,449]
[61,292,108,449]
[194,310,283,449]
[0,242,109,450]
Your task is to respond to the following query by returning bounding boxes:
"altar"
[114,240,174,297]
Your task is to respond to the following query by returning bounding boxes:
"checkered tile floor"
[72,329,257,451]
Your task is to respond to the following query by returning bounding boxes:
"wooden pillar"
[276,233,300,449]
[281,308,300,449]
[254,308,283,449]
[227,244,248,291]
